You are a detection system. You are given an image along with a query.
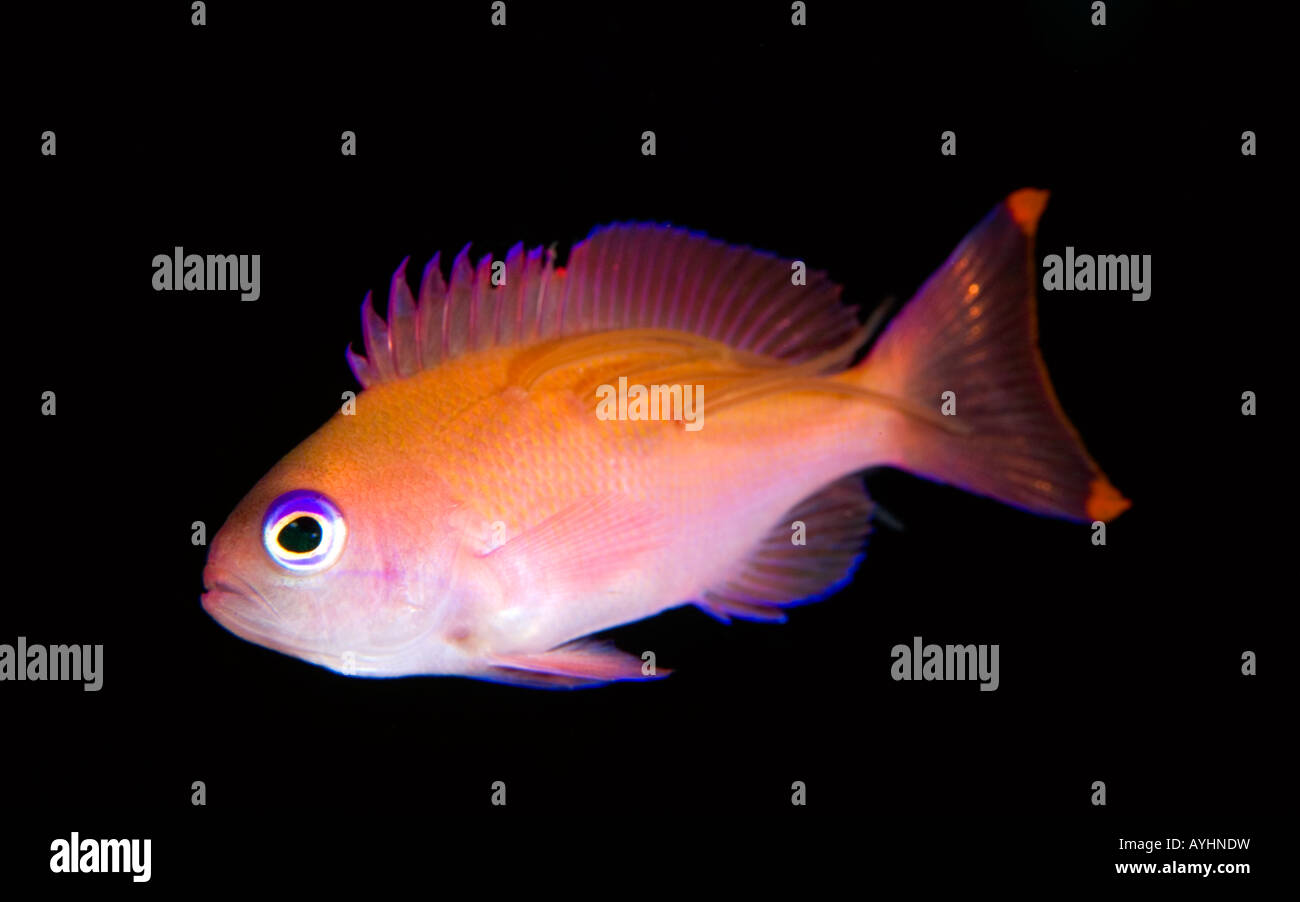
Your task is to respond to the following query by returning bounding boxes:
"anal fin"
[698,475,873,623]
[486,638,668,688]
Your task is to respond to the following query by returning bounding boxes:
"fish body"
[202,190,1129,687]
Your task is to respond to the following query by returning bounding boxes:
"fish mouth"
[202,570,281,626]
[200,570,313,660]
[201,571,355,673]
[199,569,436,676]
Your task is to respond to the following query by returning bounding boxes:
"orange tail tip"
[1086,477,1132,522]
[1006,188,1050,235]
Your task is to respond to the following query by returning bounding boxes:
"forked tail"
[855,189,1129,522]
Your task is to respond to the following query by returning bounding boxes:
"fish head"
[201,458,456,677]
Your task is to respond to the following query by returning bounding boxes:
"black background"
[8,0,1283,889]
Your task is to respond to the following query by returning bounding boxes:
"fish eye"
[262,490,347,572]
[278,516,323,553]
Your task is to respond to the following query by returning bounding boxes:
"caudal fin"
[856,189,1130,522]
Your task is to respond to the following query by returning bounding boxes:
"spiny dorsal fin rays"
[445,245,475,359]
[416,251,446,370]
[388,257,419,377]
[345,223,860,390]
[344,342,372,388]
[409,244,553,376]
[497,242,524,347]
[362,291,395,384]
[470,251,492,351]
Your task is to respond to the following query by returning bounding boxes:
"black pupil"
[278,516,323,553]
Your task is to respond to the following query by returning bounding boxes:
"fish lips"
[201,568,352,674]
[201,570,302,657]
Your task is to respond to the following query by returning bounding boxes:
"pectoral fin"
[481,492,670,592]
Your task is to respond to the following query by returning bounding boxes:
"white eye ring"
[261,490,348,573]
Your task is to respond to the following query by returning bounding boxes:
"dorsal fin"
[346,224,860,388]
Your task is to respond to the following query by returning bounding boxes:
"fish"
[201,189,1130,688]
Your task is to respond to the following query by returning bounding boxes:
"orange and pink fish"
[201,189,1129,687]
